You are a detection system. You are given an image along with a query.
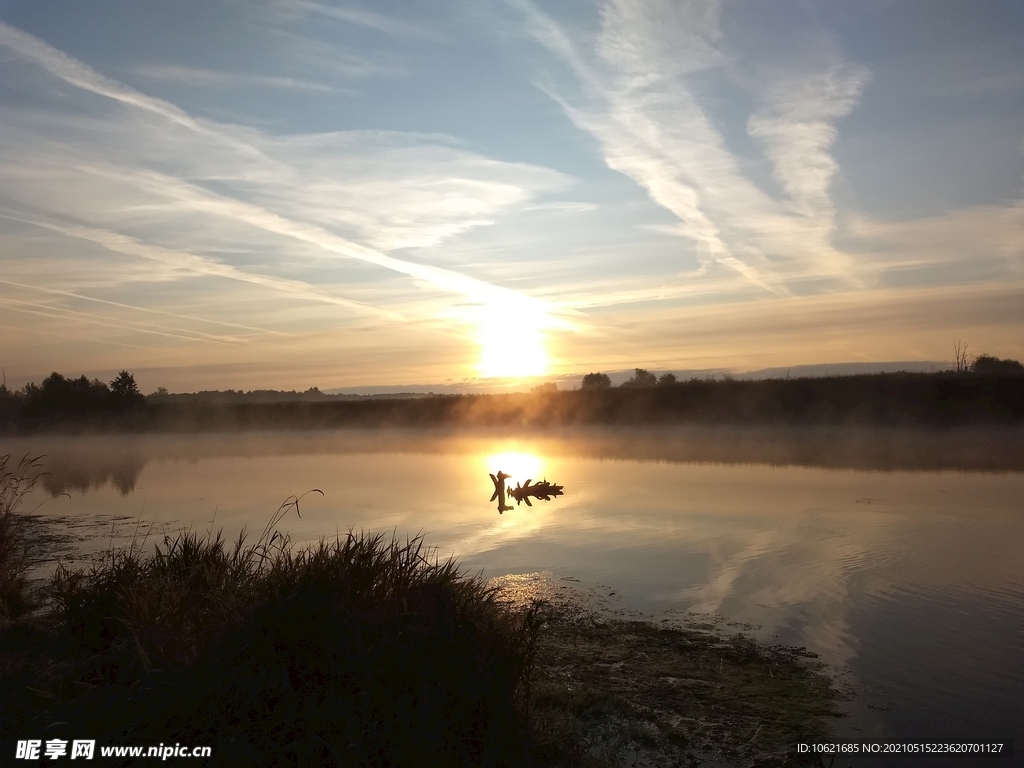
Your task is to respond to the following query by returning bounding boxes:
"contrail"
[0,20,566,326]
[0,279,288,339]
[0,321,160,351]
[0,297,238,345]
[0,213,404,321]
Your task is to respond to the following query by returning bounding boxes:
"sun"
[477,310,549,378]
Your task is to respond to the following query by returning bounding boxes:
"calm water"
[9,426,1024,760]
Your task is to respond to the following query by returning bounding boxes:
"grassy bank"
[1,463,841,766]
[2,520,541,766]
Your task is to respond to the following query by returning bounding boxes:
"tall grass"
[0,454,41,621]
[9,497,541,766]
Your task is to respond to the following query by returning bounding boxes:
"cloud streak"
[282,1,439,39]
[0,20,568,325]
[0,296,240,345]
[0,18,577,346]
[0,213,403,321]
[513,0,867,291]
[0,21,214,137]
[135,65,338,93]
[0,279,291,337]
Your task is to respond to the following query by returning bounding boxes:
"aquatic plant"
[0,454,42,621]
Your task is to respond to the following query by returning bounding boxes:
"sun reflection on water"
[483,451,544,485]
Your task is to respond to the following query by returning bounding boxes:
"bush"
[972,355,1024,376]
[581,372,611,390]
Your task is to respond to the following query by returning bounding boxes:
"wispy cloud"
[748,64,869,235]
[264,26,406,81]
[0,321,162,352]
[511,0,867,292]
[77,161,566,318]
[0,20,571,326]
[565,279,1024,371]
[0,279,289,337]
[0,213,401,320]
[0,22,211,137]
[282,1,439,39]
[0,296,241,345]
[135,65,338,93]
[848,203,1024,278]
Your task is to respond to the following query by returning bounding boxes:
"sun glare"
[484,451,544,484]
[477,310,549,378]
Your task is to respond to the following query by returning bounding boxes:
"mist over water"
[8,425,1024,753]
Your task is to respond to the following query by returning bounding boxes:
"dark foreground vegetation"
[1,458,840,767]
[3,364,1024,432]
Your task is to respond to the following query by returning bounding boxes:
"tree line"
[2,353,1021,428]
[581,368,678,389]
[0,370,143,420]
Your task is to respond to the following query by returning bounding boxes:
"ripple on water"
[839,581,1024,742]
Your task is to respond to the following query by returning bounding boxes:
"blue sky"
[1,0,1022,391]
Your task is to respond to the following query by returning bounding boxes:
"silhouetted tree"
[110,370,143,408]
[581,372,611,390]
[971,354,1024,376]
[621,368,657,388]
[658,372,677,386]
[953,339,973,372]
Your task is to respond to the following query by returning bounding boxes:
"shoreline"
[2,519,842,767]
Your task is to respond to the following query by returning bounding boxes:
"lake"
[8,425,1023,761]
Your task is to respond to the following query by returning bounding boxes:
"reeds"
[11,499,541,767]
[0,454,42,621]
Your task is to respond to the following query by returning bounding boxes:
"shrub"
[971,354,1024,376]
[581,372,611,390]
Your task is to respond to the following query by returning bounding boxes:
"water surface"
[9,426,1023,760]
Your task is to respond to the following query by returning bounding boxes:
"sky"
[1,0,1023,392]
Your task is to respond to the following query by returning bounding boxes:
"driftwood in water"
[508,479,564,507]
[489,471,514,513]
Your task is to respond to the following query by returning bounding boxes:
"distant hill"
[323,361,952,394]
[735,361,950,380]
